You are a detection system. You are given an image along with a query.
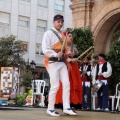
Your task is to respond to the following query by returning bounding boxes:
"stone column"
[70,0,94,28]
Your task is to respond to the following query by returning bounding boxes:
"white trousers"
[47,62,70,110]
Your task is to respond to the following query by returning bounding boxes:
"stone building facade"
[70,0,120,54]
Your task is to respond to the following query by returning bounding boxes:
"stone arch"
[92,2,120,55]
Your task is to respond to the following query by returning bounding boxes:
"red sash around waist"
[98,75,108,80]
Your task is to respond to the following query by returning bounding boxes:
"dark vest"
[87,65,92,81]
[96,62,107,80]
[81,64,92,81]
[87,65,91,72]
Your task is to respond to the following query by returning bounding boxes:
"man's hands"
[83,70,87,74]
[56,51,63,59]
[99,73,103,76]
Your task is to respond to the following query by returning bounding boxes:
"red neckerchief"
[98,60,107,64]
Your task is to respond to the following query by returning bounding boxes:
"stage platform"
[0,107,119,120]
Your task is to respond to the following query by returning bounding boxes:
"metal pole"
[32,71,35,106]
[32,71,34,106]
[15,83,18,105]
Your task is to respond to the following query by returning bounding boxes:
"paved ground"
[0,107,120,120]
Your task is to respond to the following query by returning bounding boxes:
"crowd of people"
[42,14,112,117]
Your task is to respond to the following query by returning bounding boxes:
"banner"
[0,67,19,97]
[1,67,13,95]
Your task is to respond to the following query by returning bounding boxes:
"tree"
[0,35,32,92]
[19,68,33,91]
[0,35,26,67]
[107,33,120,95]
[68,27,94,59]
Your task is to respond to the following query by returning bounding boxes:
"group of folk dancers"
[42,14,112,117]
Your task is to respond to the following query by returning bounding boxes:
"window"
[19,16,29,27]
[55,4,64,11]
[36,44,43,55]
[21,0,30,2]
[38,0,47,7]
[0,12,10,24]
[37,20,47,32]
[55,0,64,11]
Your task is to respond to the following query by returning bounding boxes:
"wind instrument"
[58,33,68,60]
[80,50,93,64]
[61,33,68,52]
[77,46,94,60]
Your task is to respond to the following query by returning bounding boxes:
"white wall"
[0,0,72,67]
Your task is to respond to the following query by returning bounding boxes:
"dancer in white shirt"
[42,14,76,116]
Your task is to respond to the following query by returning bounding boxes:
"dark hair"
[93,55,98,60]
[53,14,64,22]
[87,57,91,60]
[68,32,72,34]
[98,53,106,59]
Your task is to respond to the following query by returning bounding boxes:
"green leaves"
[0,35,33,93]
[20,68,32,88]
[0,35,26,67]
[107,36,120,95]
[71,27,94,59]
[16,92,27,105]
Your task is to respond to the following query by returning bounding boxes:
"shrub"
[16,92,27,105]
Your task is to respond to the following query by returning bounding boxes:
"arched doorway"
[93,10,120,55]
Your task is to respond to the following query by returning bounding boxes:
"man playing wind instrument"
[42,14,76,116]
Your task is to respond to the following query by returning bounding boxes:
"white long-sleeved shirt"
[92,62,112,84]
[42,27,62,57]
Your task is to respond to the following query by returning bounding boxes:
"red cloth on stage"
[55,62,82,104]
